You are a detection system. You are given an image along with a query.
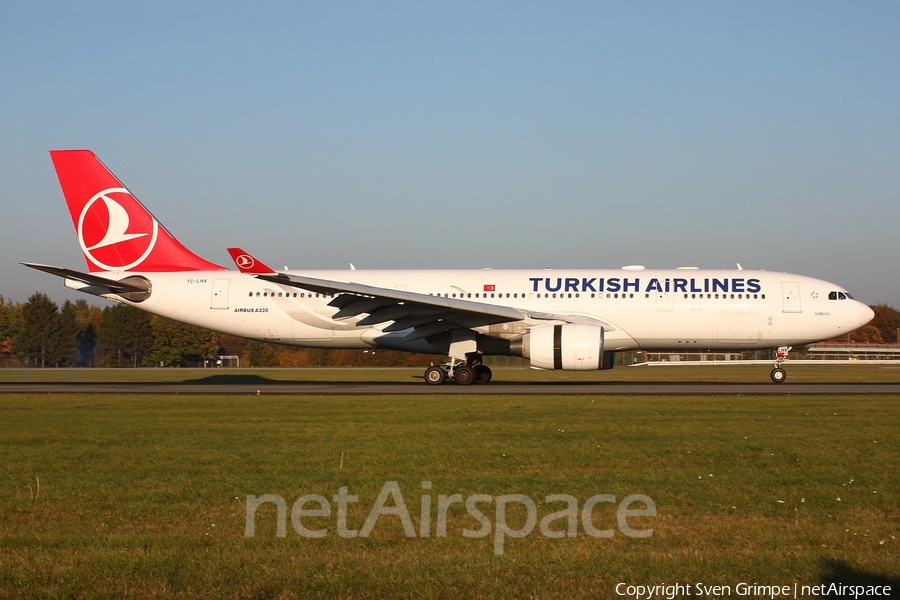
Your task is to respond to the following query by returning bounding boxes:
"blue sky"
[2,2,898,305]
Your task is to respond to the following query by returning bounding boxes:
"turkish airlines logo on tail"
[78,188,159,270]
[235,254,255,269]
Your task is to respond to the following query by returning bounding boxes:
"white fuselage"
[76,267,872,355]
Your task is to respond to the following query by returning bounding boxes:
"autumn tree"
[96,304,153,367]
[870,304,900,344]
[55,300,81,367]
[71,299,100,366]
[847,325,885,343]
[0,296,19,367]
[247,341,279,367]
[13,293,60,367]
[148,316,219,367]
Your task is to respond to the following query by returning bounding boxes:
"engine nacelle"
[515,323,606,370]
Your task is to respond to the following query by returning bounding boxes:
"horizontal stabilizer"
[21,263,150,294]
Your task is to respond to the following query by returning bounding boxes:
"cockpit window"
[829,291,852,300]
[829,291,837,300]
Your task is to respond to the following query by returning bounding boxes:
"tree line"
[0,293,220,368]
[1,293,898,368]
[0,293,435,368]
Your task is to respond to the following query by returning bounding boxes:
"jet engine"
[512,323,610,370]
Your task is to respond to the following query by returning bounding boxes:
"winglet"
[227,248,277,274]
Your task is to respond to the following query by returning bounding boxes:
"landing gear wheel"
[771,346,791,384]
[425,366,447,385]
[454,365,476,385]
[475,365,492,383]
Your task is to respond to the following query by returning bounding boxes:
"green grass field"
[1,381,899,598]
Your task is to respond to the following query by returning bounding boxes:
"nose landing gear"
[770,346,791,383]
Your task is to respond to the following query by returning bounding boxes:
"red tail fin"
[50,150,225,272]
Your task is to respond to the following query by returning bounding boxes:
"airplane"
[24,149,874,384]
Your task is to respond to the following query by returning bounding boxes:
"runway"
[1,380,899,395]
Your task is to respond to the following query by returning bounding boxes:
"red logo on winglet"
[227,247,275,274]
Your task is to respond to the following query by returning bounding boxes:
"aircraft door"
[655,290,674,311]
[781,282,801,313]
[211,279,230,309]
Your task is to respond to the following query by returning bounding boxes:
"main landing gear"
[425,332,492,385]
[424,358,492,386]
[770,346,791,383]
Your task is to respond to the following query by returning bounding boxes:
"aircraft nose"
[859,302,875,327]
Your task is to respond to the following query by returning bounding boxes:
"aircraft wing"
[256,272,571,341]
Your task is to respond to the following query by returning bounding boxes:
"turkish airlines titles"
[528,277,762,295]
